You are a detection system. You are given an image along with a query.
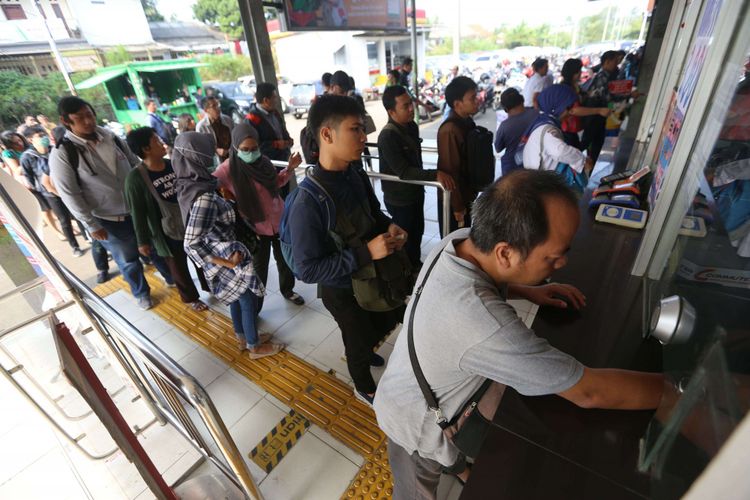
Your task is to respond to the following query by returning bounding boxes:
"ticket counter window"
[639,55,750,499]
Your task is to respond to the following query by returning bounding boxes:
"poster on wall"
[648,0,724,207]
[283,0,406,31]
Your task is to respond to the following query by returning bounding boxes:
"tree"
[197,54,253,82]
[193,0,244,40]
[140,0,164,22]
[103,45,132,66]
[0,71,112,129]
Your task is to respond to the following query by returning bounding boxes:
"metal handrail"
[365,141,438,154]
[272,160,452,238]
[0,181,262,499]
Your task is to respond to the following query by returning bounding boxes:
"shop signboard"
[648,0,724,206]
[284,0,406,31]
[608,79,634,96]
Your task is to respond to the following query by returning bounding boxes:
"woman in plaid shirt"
[173,132,283,359]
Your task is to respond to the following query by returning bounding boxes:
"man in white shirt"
[522,58,551,108]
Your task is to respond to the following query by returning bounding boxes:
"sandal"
[190,301,208,311]
[234,336,248,352]
[283,292,305,306]
[247,343,284,359]
[258,333,273,344]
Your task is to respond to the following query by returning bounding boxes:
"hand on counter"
[510,283,586,310]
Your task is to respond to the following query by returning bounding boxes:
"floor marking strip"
[249,409,311,473]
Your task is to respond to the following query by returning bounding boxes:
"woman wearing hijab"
[173,132,283,359]
[521,84,593,190]
[213,123,304,312]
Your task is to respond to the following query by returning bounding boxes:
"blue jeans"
[96,217,172,299]
[229,290,259,347]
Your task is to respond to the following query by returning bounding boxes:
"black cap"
[330,70,352,91]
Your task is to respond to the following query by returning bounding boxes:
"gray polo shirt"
[373,229,583,466]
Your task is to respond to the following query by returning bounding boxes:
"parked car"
[238,75,293,113]
[204,81,255,123]
[289,82,317,119]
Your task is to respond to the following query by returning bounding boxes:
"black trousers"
[563,131,583,150]
[321,285,404,394]
[386,196,425,267]
[251,234,295,312]
[581,115,607,163]
[437,194,472,237]
[46,195,80,250]
[164,237,200,303]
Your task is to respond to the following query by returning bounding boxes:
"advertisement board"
[284,0,407,31]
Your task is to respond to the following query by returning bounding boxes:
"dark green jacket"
[124,163,173,258]
[377,119,437,206]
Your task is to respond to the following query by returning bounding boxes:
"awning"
[74,67,128,90]
[134,61,207,73]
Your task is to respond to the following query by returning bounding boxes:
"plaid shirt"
[183,192,265,305]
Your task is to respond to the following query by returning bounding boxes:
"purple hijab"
[523,84,580,138]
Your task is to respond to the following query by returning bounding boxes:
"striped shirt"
[183,192,265,305]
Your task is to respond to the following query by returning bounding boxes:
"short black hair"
[126,126,157,158]
[532,58,548,72]
[322,72,332,86]
[255,82,277,103]
[561,58,583,86]
[330,70,351,91]
[388,69,400,80]
[382,85,409,111]
[146,98,156,106]
[470,170,578,258]
[445,76,477,108]
[307,94,364,145]
[22,125,47,139]
[202,95,219,110]
[500,88,524,111]
[601,50,619,63]
[402,57,413,66]
[58,96,95,125]
[177,113,194,132]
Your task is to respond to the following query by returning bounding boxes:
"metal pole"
[453,0,461,62]
[441,190,451,238]
[409,0,418,104]
[34,0,76,95]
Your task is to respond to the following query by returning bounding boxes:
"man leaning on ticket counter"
[373,170,670,500]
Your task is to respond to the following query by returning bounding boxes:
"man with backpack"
[281,94,409,406]
[437,76,494,234]
[50,96,170,310]
[378,85,456,268]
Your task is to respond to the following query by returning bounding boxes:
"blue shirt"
[494,108,539,175]
[147,113,170,144]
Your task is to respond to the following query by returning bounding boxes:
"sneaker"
[283,291,305,305]
[355,390,375,407]
[137,296,153,310]
[72,247,85,258]
[96,271,110,284]
[370,353,385,367]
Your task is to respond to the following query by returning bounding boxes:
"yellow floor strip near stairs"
[95,270,395,499]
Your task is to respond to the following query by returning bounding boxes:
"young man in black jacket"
[285,94,408,405]
[377,86,456,267]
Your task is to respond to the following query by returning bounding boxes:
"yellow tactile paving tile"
[94,271,395,499]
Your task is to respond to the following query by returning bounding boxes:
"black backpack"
[299,126,319,164]
[56,134,128,185]
[442,118,496,192]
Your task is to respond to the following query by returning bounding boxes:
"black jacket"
[377,120,437,206]
[245,103,291,162]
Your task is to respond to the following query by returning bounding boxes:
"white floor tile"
[308,425,364,467]
[264,393,293,413]
[177,347,229,387]
[372,341,394,386]
[130,314,174,342]
[0,449,89,500]
[227,398,287,484]
[205,370,264,428]
[0,418,58,484]
[305,355,352,386]
[307,329,349,380]
[257,292,303,334]
[272,308,338,357]
[152,329,198,361]
[259,432,358,500]
[306,297,332,318]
